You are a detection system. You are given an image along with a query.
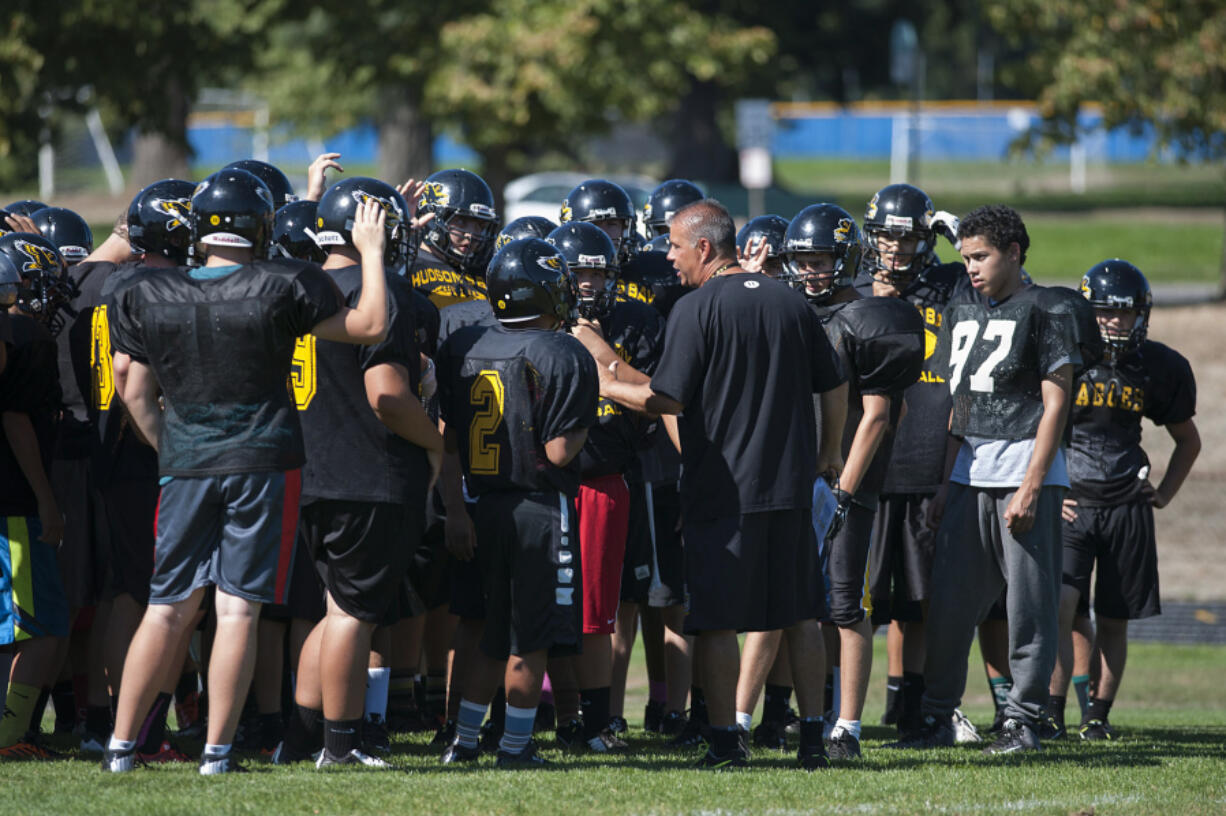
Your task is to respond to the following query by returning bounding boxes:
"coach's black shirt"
[1068,340,1195,506]
[298,267,427,504]
[0,313,61,516]
[651,273,845,521]
[816,295,924,505]
[937,284,1080,440]
[437,323,598,498]
[576,297,666,478]
[109,258,341,476]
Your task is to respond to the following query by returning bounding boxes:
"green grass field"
[5,640,1224,815]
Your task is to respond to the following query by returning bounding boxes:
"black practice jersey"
[109,258,341,476]
[437,323,598,497]
[1068,340,1195,506]
[856,261,971,493]
[297,267,427,504]
[412,289,441,358]
[652,273,845,521]
[53,261,114,458]
[409,249,486,310]
[937,284,1080,440]
[0,314,61,516]
[815,295,924,503]
[437,297,496,346]
[576,297,666,478]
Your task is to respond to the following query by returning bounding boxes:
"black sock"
[284,704,324,755]
[884,675,904,718]
[710,725,739,756]
[690,686,708,724]
[323,717,362,757]
[86,704,112,736]
[52,680,76,733]
[580,687,611,739]
[258,711,284,750]
[138,692,173,753]
[425,671,447,719]
[763,684,792,723]
[32,686,51,735]
[1085,696,1113,723]
[823,674,835,714]
[1048,694,1066,727]
[902,672,925,717]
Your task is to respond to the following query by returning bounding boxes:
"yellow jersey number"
[468,369,506,475]
[91,305,115,410]
[291,335,317,410]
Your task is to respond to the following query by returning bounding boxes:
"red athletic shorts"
[575,474,630,635]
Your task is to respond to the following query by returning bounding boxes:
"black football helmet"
[1080,259,1152,359]
[643,179,703,238]
[273,200,325,263]
[0,232,74,333]
[128,179,195,264]
[0,208,14,238]
[0,249,19,307]
[191,168,275,258]
[736,214,789,279]
[31,207,93,265]
[486,238,578,328]
[560,179,636,263]
[315,177,409,267]
[619,246,677,303]
[416,169,498,272]
[644,234,671,253]
[782,204,862,303]
[862,183,937,287]
[222,159,297,209]
[496,215,557,252]
[547,222,619,319]
[4,199,49,217]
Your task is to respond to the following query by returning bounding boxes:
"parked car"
[502,171,658,235]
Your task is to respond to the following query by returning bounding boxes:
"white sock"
[203,742,231,757]
[107,736,136,752]
[735,711,753,732]
[835,718,861,740]
[365,667,390,721]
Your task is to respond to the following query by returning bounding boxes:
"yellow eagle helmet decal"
[833,218,853,243]
[1079,275,1092,299]
[560,200,573,223]
[418,181,449,210]
[866,193,879,220]
[16,240,61,274]
[536,253,564,273]
[351,190,404,229]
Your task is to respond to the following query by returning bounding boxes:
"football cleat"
[555,718,585,751]
[607,715,628,737]
[1,740,61,762]
[1037,710,1066,741]
[586,728,630,753]
[270,740,321,766]
[363,715,392,755]
[695,746,748,771]
[80,732,107,755]
[431,719,457,747]
[440,739,481,765]
[658,710,687,738]
[982,718,1041,755]
[199,752,247,775]
[99,744,137,771]
[1079,719,1116,741]
[137,741,192,764]
[666,715,708,750]
[824,726,862,760]
[643,700,664,733]
[495,739,550,769]
[752,719,787,750]
[952,709,982,744]
[885,714,956,749]
[316,747,391,769]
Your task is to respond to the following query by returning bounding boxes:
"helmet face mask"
[560,179,637,264]
[782,204,862,303]
[0,232,73,334]
[862,184,936,288]
[1080,259,1152,361]
[547,221,618,320]
[416,170,498,273]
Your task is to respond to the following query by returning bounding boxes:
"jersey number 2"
[469,370,506,475]
[948,319,1016,393]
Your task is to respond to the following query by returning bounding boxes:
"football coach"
[597,198,847,769]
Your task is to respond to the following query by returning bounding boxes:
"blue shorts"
[0,516,70,644]
[151,470,301,605]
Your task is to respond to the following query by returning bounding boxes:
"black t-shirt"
[576,297,666,478]
[651,273,846,521]
[856,261,972,493]
[0,314,61,516]
[297,266,427,504]
[937,284,1080,440]
[1068,340,1195,505]
[409,249,486,311]
[89,264,160,482]
[109,258,341,476]
[436,323,598,497]
[816,295,924,504]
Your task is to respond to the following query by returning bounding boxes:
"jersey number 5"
[291,335,317,410]
[91,305,115,410]
[469,369,506,475]
[948,319,1016,394]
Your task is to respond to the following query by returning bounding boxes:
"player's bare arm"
[1005,363,1073,534]
[544,427,590,468]
[312,198,389,344]
[120,358,163,455]
[838,393,892,496]
[817,382,849,481]
[364,361,444,490]
[1146,418,1201,508]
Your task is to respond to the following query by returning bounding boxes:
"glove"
[931,210,961,248]
[826,487,854,544]
[420,357,438,402]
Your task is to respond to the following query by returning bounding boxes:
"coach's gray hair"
[672,199,736,260]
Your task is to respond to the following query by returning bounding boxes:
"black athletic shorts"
[474,490,583,660]
[99,478,159,605]
[819,501,876,628]
[285,533,325,623]
[683,508,826,634]
[868,493,935,625]
[647,481,685,609]
[620,480,653,604]
[299,499,417,626]
[50,457,105,609]
[407,520,450,611]
[1062,498,1160,620]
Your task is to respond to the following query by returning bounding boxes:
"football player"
[891,204,1079,755]
[281,176,442,769]
[1050,260,1198,740]
[410,169,499,309]
[435,238,598,768]
[642,179,704,239]
[102,168,389,775]
[855,183,971,735]
[561,179,639,265]
[736,214,789,279]
[223,159,298,210]
[770,204,923,760]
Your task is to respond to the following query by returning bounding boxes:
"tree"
[0,8,48,188]
[986,0,1226,294]
[424,0,774,203]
